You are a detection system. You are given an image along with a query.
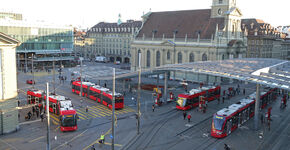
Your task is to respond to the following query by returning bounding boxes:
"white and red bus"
[176,86,221,110]
[27,89,78,132]
[72,81,124,109]
[211,88,278,138]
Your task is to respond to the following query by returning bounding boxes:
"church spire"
[117,13,122,25]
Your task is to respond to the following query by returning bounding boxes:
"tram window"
[72,85,75,89]
[232,114,239,126]
[193,97,199,103]
[83,88,87,94]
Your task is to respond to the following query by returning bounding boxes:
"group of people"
[59,75,67,84]
[183,111,192,123]
[26,105,45,122]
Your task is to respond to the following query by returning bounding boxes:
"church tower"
[211,0,237,18]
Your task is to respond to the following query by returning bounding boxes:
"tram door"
[225,119,232,135]
[27,95,31,104]
[53,103,56,114]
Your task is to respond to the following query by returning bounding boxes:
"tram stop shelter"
[71,58,290,130]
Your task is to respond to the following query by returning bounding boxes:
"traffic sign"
[110,134,113,139]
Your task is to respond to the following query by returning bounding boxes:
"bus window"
[213,115,225,130]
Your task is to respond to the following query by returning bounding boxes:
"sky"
[1,0,289,29]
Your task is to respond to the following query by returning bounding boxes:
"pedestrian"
[86,106,89,112]
[91,145,95,150]
[40,113,44,122]
[183,111,187,120]
[260,113,264,124]
[64,76,67,81]
[99,133,105,144]
[217,97,220,104]
[27,111,32,120]
[40,105,43,113]
[222,96,225,103]
[18,100,20,106]
[203,105,207,113]
[32,106,35,116]
[104,82,107,88]
[224,144,230,150]
[187,114,191,123]
[243,88,246,95]
[36,107,39,118]
[267,118,271,131]
[152,104,155,112]
[223,90,226,96]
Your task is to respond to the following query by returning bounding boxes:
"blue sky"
[1,0,289,28]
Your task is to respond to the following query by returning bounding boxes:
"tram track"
[125,109,179,150]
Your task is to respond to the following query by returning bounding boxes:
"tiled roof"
[136,9,225,39]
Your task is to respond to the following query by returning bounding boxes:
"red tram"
[72,81,124,109]
[211,88,278,138]
[27,89,78,132]
[176,86,221,110]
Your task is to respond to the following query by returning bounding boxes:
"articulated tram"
[176,86,221,110]
[27,89,78,131]
[72,81,124,109]
[211,88,278,138]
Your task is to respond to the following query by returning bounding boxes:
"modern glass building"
[0,15,74,70]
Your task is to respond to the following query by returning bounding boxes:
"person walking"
[32,106,35,116]
[36,107,39,118]
[260,113,264,124]
[86,106,89,112]
[40,113,44,122]
[243,88,246,95]
[187,114,191,123]
[222,96,225,103]
[27,111,32,120]
[99,133,105,144]
[224,144,230,150]
[152,104,155,112]
[183,111,187,120]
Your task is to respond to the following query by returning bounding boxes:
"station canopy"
[71,58,290,91]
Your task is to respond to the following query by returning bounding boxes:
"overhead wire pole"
[32,53,34,89]
[46,82,51,150]
[80,59,83,97]
[112,68,115,150]
[137,52,141,135]
[53,57,56,94]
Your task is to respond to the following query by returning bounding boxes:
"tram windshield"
[61,114,77,127]
[213,115,225,130]
[177,97,186,107]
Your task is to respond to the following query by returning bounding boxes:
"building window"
[178,52,182,63]
[156,51,161,67]
[219,0,223,4]
[167,51,170,60]
[202,53,207,61]
[147,50,151,67]
[189,53,194,62]
[222,54,225,60]
[137,49,141,67]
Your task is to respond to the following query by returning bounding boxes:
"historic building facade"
[131,0,247,77]
[0,32,20,134]
[85,19,142,63]
[241,19,286,59]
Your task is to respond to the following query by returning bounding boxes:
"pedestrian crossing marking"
[75,105,135,121]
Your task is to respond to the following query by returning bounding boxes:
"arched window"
[137,49,141,67]
[156,51,160,67]
[222,54,225,60]
[178,52,182,64]
[189,53,194,62]
[167,51,170,60]
[202,53,207,61]
[146,50,151,67]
